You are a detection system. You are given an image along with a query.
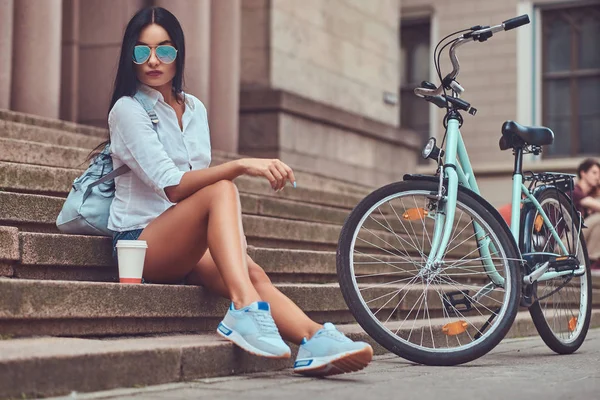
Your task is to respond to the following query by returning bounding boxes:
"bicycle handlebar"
[414,15,530,98]
[503,14,530,31]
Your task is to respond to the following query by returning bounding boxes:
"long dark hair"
[87,6,186,160]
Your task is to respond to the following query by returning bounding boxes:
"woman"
[104,6,373,376]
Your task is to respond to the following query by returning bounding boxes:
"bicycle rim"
[346,187,517,355]
[528,193,590,345]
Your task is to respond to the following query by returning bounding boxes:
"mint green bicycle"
[336,15,592,366]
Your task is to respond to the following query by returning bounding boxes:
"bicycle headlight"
[421,138,437,159]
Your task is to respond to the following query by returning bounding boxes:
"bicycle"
[336,14,592,366]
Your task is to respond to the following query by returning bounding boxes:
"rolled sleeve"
[109,97,185,201]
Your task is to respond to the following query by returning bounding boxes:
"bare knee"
[209,180,239,198]
[248,261,271,286]
[186,180,239,209]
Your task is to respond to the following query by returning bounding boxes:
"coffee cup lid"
[116,240,148,249]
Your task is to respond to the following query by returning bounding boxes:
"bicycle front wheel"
[337,180,521,366]
[523,188,592,354]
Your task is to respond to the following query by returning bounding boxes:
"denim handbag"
[56,93,159,236]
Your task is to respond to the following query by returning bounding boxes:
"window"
[542,4,600,157]
[400,18,431,162]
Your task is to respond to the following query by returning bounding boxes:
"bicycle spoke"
[347,188,516,354]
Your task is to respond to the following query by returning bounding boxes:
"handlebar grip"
[503,14,530,30]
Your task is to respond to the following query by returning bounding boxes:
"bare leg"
[187,251,323,344]
[138,180,260,308]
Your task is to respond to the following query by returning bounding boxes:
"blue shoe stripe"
[218,323,233,336]
[294,359,313,368]
[257,301,269,311]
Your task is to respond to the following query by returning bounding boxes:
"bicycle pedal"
[442,290,473,314]
[549,255,579,272]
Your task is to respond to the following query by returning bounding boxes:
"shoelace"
[318,328,351,342]
[252,310,279,335]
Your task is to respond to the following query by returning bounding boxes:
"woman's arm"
[165,158,296,203]
[110,96,296,204]
[580,196,600,214]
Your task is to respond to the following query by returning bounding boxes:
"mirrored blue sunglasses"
[132,45,178,64]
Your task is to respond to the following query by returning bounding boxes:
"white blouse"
[107,84,211,232]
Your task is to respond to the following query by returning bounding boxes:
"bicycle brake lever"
[424,95,448,109]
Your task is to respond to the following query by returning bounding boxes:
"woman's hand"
[238,158,297,191]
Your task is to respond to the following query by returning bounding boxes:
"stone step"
[0,161,365,210]
[2,213,361,254]
[2,277,598,338]
[0,108,107,137]
[0,119,103,149]
[0,137,91,169]
[0,122,372,196]
[1,312,599,400]
[0,216,478,279]
[0,225,484,287]
[0,191,445,249]
[0,278,440,337]
[0,189,352,233]
[3,229,338,283]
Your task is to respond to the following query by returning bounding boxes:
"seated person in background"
[572,159,600,270]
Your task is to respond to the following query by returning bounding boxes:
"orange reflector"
[442,320,468,336]
[568,317,577,332]
[534,214,544,232]
[403,208,428,221]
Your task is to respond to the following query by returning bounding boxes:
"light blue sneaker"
[294,322,373,376]
[217,301,291,359]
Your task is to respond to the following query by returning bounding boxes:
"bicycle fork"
[424,118,505,288]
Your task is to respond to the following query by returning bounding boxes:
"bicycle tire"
[337,180,521,365]
[523,187,592,354]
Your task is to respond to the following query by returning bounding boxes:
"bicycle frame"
[427,117,583,286]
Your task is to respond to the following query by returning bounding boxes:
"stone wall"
[242,0,400,126]
[239,89,419,187]
[270,0,400,126]
[240,0,419,186]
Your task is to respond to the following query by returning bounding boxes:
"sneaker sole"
[217,322,291,359]
[294,345,373,377]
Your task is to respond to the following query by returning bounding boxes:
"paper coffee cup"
[116,240,148,284]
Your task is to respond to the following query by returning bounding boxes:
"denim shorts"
[112,228,144,259]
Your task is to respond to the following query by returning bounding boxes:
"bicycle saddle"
[501,120,554,148]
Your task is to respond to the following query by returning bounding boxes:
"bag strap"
[134,92,160,124]
[85,93,158,194]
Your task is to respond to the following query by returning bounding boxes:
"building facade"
[1,0,598,202]
[402,0,600,204]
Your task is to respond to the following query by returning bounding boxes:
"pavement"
[47,329,600,400]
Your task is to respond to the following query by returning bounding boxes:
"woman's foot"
[294,323,373,377]
[217,301,291,358]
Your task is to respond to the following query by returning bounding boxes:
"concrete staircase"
[0,109,598,399]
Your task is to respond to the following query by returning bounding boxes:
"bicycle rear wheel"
[523,188,592,353]
[337,180,521,365]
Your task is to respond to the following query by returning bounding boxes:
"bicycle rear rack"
[523,171,576,193]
